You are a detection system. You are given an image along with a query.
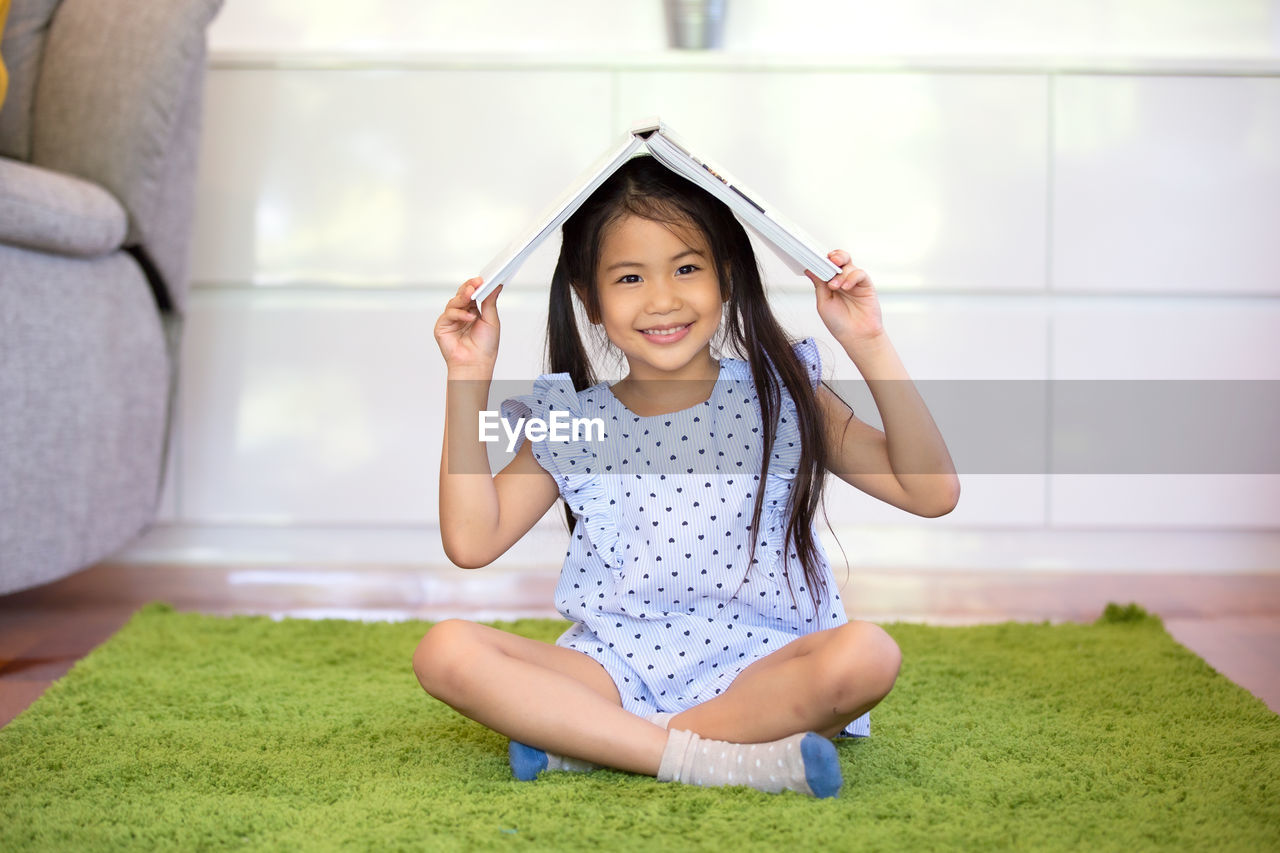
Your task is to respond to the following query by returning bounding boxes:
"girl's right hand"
[434,278,502,374]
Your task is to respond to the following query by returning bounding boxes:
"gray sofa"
[0,0,222,594]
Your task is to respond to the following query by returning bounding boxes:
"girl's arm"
[436,279,560,568]
[806,252,960,518]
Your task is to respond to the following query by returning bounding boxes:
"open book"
[472,118,840,303]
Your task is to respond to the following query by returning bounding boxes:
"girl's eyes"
[612,265,701,285]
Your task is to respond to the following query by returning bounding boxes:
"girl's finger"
[478,283,502,323]
[455,277,484,301]
[447,278,486,309]
[840,268,866,288]
[829,249,852,268]
[440,306,478,327]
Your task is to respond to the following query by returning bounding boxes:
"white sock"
[544,753,598,773]
[656,729,843,798]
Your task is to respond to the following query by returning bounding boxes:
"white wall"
[122,0,1280,572]
[204,0,1280,58]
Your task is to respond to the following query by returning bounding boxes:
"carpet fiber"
[1,603,1276,850]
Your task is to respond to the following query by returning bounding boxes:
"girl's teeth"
[645,325,687,336]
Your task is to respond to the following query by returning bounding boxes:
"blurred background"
[114,0,1279,613]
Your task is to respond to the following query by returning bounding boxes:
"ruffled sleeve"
[762,338,823,512]
[499,375,623,569]
[793,336,823,390]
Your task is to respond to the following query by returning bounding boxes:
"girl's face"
[589,214,724,382]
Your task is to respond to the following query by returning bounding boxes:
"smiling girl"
[417,155,958,798]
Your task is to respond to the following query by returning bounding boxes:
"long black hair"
[547,155,831,609]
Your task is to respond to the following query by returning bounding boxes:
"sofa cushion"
[0,242,170,594]
[0,0,60,161]
[31,0,223,313]
[0,155,126,256]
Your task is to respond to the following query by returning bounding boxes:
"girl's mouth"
[640,323,692,343]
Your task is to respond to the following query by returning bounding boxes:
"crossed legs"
[412,619,665,774]
[412,618,902,777]
[672,620,903,742]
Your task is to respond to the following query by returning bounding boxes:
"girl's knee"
[860,621,903,685]
[826,621,902,706]
[412,619,478,696]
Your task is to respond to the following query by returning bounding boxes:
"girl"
[417,156,958,798]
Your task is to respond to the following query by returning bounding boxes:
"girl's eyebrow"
[604,249,705,273]
[670,248,706,262]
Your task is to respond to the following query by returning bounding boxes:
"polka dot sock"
[508,712,676,781]
[656,729,843,798]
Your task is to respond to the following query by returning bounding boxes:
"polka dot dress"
[501,338,870,738]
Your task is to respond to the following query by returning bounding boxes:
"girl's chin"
[621,338,718,377]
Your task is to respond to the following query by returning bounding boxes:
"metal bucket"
[665,0,728,50]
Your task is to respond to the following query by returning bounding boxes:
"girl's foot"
[508,740,597,780]
[657,729,842,798]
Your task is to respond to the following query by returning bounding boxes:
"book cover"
[472,119,839,304]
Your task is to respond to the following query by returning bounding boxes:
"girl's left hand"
[805,250,884,346]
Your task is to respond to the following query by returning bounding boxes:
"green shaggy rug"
[1,604,1276,851]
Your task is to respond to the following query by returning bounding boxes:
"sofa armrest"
[0,156,127,256]
[29,0,223,313]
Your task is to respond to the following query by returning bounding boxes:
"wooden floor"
[2,561,1278,728]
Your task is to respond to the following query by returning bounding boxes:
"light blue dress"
[501,338,870,737]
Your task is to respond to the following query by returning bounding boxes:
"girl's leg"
[415,619,849,797]
[669,620,902,743]
[412,619,666,775]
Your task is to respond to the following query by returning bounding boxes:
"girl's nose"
[645,277,682,314]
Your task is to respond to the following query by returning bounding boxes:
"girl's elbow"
[916,477,961,518]
[938,477,962,516]
[441,538,493,570]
